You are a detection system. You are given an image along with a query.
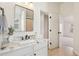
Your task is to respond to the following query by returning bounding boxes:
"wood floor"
[48,47,75,56]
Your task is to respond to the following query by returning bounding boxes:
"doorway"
[59,15,73,50]
[40,11,49,46]
[40,11,59,50]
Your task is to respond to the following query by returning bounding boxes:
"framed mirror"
[14,4,34,32]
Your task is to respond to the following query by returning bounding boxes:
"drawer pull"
[37,41,39,44]
[34,53,36,56]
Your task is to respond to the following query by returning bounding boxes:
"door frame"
[40,10,50,46]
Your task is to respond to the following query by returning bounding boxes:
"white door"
[49,14,59,49]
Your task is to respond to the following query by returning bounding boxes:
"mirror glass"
[14,5,33,32]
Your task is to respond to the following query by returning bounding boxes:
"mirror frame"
[14,4,34,32]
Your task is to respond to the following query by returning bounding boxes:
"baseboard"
[73,50,79,56]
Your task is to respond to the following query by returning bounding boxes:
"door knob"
[49,16,51,19]
[58,32,61,34]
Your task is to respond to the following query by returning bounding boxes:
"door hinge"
[49,29,52,32]
[50,42,52,45]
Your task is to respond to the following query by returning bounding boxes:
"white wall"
[0,3,15,47]
[74,3,79,54]
[0,3,15,28]
[59,3,74,48]
[59,2,74,37]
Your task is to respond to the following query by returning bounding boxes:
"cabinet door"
[34,50,43,56]
[34,47,48,56]
[34,40,47,51]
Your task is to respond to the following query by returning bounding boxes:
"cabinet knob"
[37,41,39,44]
[34,53,36,56]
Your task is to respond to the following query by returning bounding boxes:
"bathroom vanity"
[0,39,48,56]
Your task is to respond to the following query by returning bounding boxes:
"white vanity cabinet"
[0,39,48,56]
[34,47,47,56]
[33,39,48,56]
[0,44,34,56]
